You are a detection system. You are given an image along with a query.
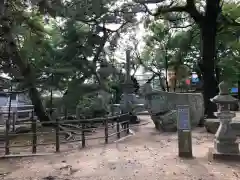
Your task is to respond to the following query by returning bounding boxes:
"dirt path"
[0,115,240,180]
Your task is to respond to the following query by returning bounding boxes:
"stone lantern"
[211,81,239,155]
[120,50,140,117]
[112,50,144,123]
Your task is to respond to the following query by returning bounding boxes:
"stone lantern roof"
[211,81,238,104]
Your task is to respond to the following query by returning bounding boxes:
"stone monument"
[210,81,240,160]
[120,50,140,123]
[145,90,204,132]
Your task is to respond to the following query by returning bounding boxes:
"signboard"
[191,73,199,83]
[231,87,238,93]
[177,105,191,130]
[177,105,192,158]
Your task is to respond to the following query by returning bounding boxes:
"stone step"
[205,119,240,136]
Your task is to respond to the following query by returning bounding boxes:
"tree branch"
[136,53,159,75]
[154,4,187,16]
[140,3,154,15]
[185,0,204,24]
[154,0,204,25]
[170,23,194,29]
[134,0,166,3]
[221,14,240,27]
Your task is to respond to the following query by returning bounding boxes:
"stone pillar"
[125,50,131,83]
[211,81,240,156]
[122,50,135,112]
[120,50,140,124]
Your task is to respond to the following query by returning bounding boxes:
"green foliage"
[140,1,240,84]
[77,93,108,118]
[2,0,240,118]
[141,20,193,81]
[0,0,142,120]
[215,3,240,82]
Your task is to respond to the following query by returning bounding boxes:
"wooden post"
[112,119,114,129]
[123,115,127,132]
[64,107,68,120]
[81,123,85,148]
[177,105,193,158]
[5,116,10,155]
[55,117,60,152]
[126,119,130,134]
[104,118,108,144]
[5,91,12,155]
[111,106,114,128]
[50,74,53,117]
[117,117,120,139]
[31,109,37,154]
[12,112,16,132]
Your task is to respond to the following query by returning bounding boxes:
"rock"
[151,110,177,132]
[146,91,204,132]
[205,119,240,136]
[204,119,219,134]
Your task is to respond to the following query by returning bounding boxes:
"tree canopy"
[0,0,240,120]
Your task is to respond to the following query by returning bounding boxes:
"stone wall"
[145,90,204,131]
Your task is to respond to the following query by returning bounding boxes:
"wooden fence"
[0,112,131,156]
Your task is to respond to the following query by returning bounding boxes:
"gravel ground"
[0,115,240,180]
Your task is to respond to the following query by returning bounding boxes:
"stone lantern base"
[209,147,240,161]
[214,140,239,154]
[209,115,240,161]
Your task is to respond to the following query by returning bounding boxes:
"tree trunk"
[28,86,50,122]
[165,57,169,92]
[14,60,50,122]
[200,1,219,118]
[238,80,240,100]
[215,67,220,86]
[215,66,220,94]
[1,3,50,122]
[8,36,50,122]
[158,74,166,91]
